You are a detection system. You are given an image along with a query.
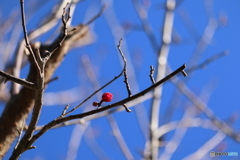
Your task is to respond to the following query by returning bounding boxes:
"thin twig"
[101,2,150,141]
[44,76,59,85]
[186,51,228,74]
[123,104,131,113]
[0,70,35,90]
[60,39,128,117]
[123,70,132,97]
[149,65,155,84]
[71,53,133,159]
[9,2,72,159]
[131,0,159,52]
[47,3,71,55]
[181,70,187,77]
[20,0,41,75]
[117,39,132,97]
[61,104,69,117]
[29,0,75,40]
[85,4,107,25]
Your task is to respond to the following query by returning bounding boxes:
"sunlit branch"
[148,0,176,159]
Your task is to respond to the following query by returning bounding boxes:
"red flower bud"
[92,101,99,107]
[101,92,113,102]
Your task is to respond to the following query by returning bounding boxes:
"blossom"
[101,92,113,102]
[92,92,113,108]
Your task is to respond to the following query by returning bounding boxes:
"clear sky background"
[0,0,240,160]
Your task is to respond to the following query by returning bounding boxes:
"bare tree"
[0,0,239,159]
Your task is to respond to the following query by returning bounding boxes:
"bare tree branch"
[148,0,176,159]
[101,0,151,142]
[34,92,153,131]
[131,0,159,52]
[183,131,226,160]
[9,2,74,159]
[20,0,41,76]
[28,64,186,150]
[186,51,228,73]
[108,115,134,160]
[0,1,89,158]
[149,65,155,84]
[117,39,132,97]
[171,77,240,142]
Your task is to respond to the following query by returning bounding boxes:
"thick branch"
[9,3,73,159]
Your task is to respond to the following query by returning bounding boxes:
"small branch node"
[97,100,103,109]
[123,70,132,97]
[28,146,36,150]
[4,78,8,84]
[49,2,71,55]
[123,104,131,113]
[61,104,70,117]
[149,65,155,84]
[181,70,187,77]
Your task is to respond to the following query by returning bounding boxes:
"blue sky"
[0,0,240,159]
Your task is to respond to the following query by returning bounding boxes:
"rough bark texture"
[0,24,89,158]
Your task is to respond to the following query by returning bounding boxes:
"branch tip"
[28,146,36,150]
[123,104,131,113]
[61,104,70,117]
[181,70,187,77]
[4,78,8,84]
